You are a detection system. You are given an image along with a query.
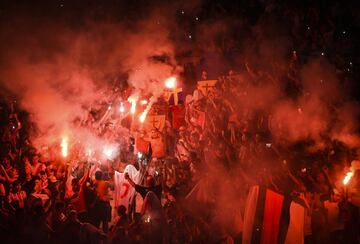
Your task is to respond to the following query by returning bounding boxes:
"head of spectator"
[117,205,127,218]
[31,154,40,166]
[2,156,11,169]
[11,180,21,193]
[95,170,103,181]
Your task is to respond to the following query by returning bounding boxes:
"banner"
[114,165,140,210]
[135,134,150,154]
[197,79,218,96]
[143,115,166,132]
[142,115,166,158]
[164,87,184,105]
[169,105,186,129]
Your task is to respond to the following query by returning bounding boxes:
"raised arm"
[78,166,90,186]
[125,173,136,188]
[0,165,16,183]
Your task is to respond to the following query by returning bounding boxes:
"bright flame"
[343,171,354,185]
[119,102,125,113]
[140,100,148,105]
[60,137,68,158]
[165,77,176,89]
[128,96,138,114]
[139,110,148,123]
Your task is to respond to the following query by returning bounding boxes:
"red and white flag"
[114,165,140,210]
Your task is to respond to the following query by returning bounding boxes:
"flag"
[242,186,260,244]
[149,131,165,158]
[242,186,304,244]
[197,79,218,96]
[285,202,305,244]
[135,134,150,154]
[114,165,140,210]
[260,189,284,244]
[143,115,166,132]
[169,105,186,129]
[164,88,184,105]
[142,115,166,158]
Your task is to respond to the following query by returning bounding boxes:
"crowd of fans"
[1,60,359,244]
[0,1,359,244]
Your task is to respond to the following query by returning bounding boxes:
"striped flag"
[242,186,305,244]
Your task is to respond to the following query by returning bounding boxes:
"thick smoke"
[0,7,180,159]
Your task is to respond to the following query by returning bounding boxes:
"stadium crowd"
[0,1,360,244]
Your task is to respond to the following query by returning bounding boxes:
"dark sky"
[0,0,359,94]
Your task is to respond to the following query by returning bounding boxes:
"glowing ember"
[60,136,68,158]
[119,102,125,113]
[165,77,176,89]
[343,171,353,185]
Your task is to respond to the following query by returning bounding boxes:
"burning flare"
[139,96,154,123]
[60,136,68,158]
[128,95,138,114]
[343,171,353,185]
[139,110,148,123]
[119,102,125,113]
[165,76,177,89]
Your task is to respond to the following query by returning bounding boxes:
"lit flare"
[127,96,138,114]
[343,171,353,185]
[165,77,176,89]
[139,110,148,123]
[61,136,68,158]
[119,102,125,113]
